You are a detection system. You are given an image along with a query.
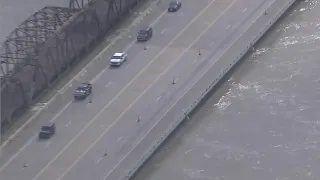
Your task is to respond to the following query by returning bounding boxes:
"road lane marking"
[106,2,273,177]
[156,96,162,102]
[192,59,198,64]
[39,0,237,179]
[29,103,48,112]
[59,84,73,94]
[91,66,109,83]
[90,10,168,84]
[226,25,231,29]
[160,29,166,34]
[0,101,72,173]
[174,77,180,83]
[243,8,247,12]
[185,149,194,155]
[80,69,86,76]
[114,1,268,177]
[0,1,168,150]
[0,135,35,172]
[49,101,72,123]
[44,141,51,148]
[0,5,168,173]
[96,157,103,164]
[117,136,123,142]
[102,1,238,178]
[60,9,167,94]
[65,120,72,127]
[209,41,215,47]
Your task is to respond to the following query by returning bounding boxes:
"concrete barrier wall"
[104,0,298,179]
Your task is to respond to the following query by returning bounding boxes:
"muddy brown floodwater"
[131,1,320,180]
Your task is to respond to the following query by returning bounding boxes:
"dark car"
[137,27,153,42]
[74,83,92,100]
[38,123,56,139]
[168,1,182,12]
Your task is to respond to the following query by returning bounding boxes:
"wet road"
[131,0,320,180]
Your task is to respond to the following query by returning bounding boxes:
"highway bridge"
[131,0,320,179]
[0,0,298,179]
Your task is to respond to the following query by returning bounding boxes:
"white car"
[109,52,127,66]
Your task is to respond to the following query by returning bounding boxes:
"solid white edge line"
[0,0,164,150]
[0,101,72,172]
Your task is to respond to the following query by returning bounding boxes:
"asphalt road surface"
[131,1,320,180]
[0,0,288,179]
[0,0,274,179]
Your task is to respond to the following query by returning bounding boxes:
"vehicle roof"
[170,1,179,5]
[42,122,54,127]
[113,52,124,56]
[140,26,151,31]
[78,83,90,87]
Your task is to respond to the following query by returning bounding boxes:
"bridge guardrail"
[103,0,298,179]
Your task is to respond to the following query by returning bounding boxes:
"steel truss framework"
[69,0,95,9]
[1,0,145,132]
[0,6,80,126]
[0,6,79,76]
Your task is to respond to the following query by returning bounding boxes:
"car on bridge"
[109,52,127,66]
[74,83,92,100]
[137,27,153,42]
[38,123,56,140]
[168,1,182,12]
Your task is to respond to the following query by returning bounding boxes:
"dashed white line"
[96,157,103,164]
[117,136,123,142]
[65,120,72,127]
[91,67,109,83]
[156,96,162,102]
[103,1,238,178]
[125,64,130,69]
[87,10,170,85]
[160,29,166,34]
[242,8,247,12]
[59,8,167,94]
[174,77,180,83]
[209,41,215,47]
[192,59,198,64]
[0,134,36,172]
[60,84,73,94]
[226,25,231,30]
[49,101,72,123]
[1,5,169,151]
[0,101,72,173]
[43,0,230,179]
[185,149,194,155]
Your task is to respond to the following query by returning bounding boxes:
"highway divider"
[104,0,298,179]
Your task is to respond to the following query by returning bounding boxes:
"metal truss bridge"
[0,0,141,130]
